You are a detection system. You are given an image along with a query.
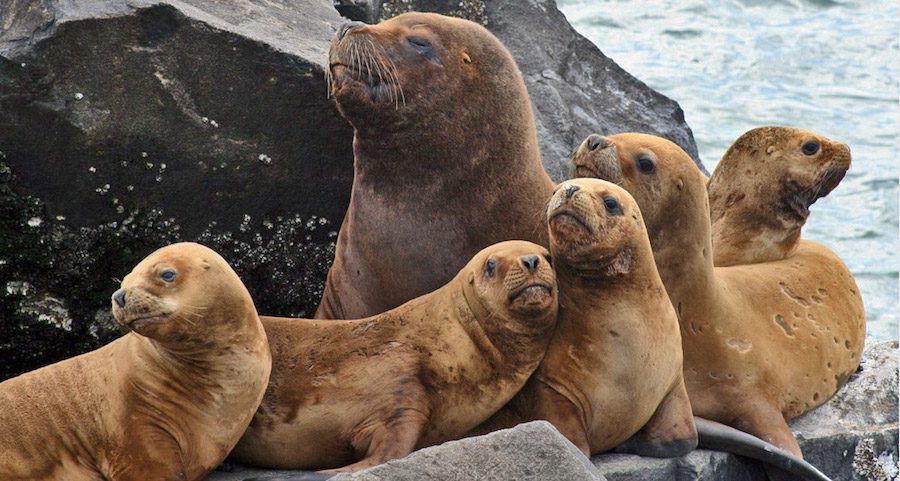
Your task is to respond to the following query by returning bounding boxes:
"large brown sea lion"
[707,126,852,266]
[571,132,865,457]
[318,12,554,319]
[477,179,698,457]
[231,241,558,473]
[0,242,271,481]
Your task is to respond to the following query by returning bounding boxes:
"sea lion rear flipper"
[695,417,832,481]
[614,380,698,457]
[319,407,428,474]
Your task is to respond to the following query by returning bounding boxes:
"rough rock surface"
[333,0,703,179]
[1,0,702,379]
[205,341,897,480]
[0,0,351,379]
[208,421,608,481]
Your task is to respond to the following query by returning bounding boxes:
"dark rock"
[336,0,703,180]
[0,0,351,379]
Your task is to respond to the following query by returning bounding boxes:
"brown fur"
[0,243,271,481]
[476,180,697,458]
[317,12,554,320]
[575,133,865,456]
[232,241,559,472]
[708,127,852,266]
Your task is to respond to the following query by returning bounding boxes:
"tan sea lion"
[231,240,559,472]
[477,179,698,458]
[318,12,554,320]
[0,242,271,481]
[707,127,852,266]
[573,132,865,457]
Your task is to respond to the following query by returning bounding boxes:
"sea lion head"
[328,12,523,130]
[547,178,644,279]
[569,133,704,240]
[111,242,256,345]
[708,126,851,223]
[462,240,558,322]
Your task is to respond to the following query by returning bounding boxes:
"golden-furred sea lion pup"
[231,241,559,473]
[707,126,852,266]
[0,243,271,481]
[476,178,698,458]
[569,132,864,459]
[319,12,555,320]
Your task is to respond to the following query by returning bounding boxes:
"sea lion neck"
[647,181,718,307]
[456,275,553,365]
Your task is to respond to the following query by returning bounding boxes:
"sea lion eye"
[603,196,622,215]
[160,270,177,283]
[636,155,655,174]
[407,37,432,54]
[801,141,820,155]
[543,255,553,267]
[484,258,496,277]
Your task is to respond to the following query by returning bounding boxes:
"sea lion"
[231,240,558,472]
[707,127,852,266]
[318,12,554,319]
[0,242,271,481]
[478,179,698,458]
[572,132,865,457]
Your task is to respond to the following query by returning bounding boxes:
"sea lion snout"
[113,289,126,308]
[586,134,610,151]
[337,21,365,41]
[571,134,621,181]
[520,255,540,273]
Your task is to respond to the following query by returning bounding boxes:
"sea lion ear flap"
[461,49,472,64]
[467,271,475,285]
[201,259,211,271]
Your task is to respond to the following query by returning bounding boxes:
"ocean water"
[558,0,898,340]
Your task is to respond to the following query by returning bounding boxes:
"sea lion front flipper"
[530,379,591,457]
[613,379,698,457]
[319,407,429,473]
[732,400,802,457]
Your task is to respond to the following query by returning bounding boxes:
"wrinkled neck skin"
[124,306,268,470]
[458,279,556,368]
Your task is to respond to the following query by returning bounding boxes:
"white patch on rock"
[26,217,42,227]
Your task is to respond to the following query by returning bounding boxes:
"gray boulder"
[333,0,703,179]
[0,0,351,379]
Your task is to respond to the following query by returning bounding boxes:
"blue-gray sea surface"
[558,0,898,340]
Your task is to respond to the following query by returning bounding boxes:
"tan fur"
[0,243,271,481]
[574,133,865,456]
[708,126,852,266]
[318,12,554,320]
[232,241,559,472]
[476,180,697,458]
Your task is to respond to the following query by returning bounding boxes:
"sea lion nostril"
[564,184,580,199]
[113,290,126,308]
[521,255,540,273]
[337,21,365,41]
[587,134,608,151]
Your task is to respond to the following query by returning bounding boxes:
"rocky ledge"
[210,340,898,481]
[0,0,698,379]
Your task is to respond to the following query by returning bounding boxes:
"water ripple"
[559,0,898,340]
